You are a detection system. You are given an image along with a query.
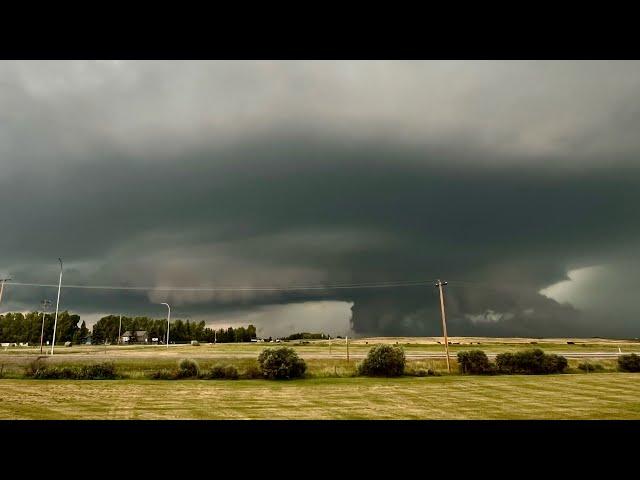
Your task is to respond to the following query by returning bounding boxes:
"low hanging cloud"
[1,61,640,337]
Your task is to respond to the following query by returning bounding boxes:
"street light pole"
[346,335,349,362]
[161,303,171,349]
[0,276,12,309]
[435,279,451,373]
[39,299,52,354]
[118,315,122,345]
[50,258,63,356]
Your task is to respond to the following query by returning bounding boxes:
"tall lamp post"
[39,299,52,354]
[0,276,12,310]
[161,303,171,349]
[50,258,63,356]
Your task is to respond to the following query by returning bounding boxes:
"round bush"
[457,350,494,374]
[357,344,406,377]
[176,358,200,378]
[257,347,307,379]
[618,353,640,372]
[496,349,567,374]
[78,362,117,379]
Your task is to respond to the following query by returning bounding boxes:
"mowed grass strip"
[1,373,639,420]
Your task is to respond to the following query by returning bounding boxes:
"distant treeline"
[283,332,328,341]
[0,311,89,344]
[0,312,257,345]
[92,315,257,344]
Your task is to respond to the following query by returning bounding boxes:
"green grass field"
[1,337,639,419]
[1,374,639,419]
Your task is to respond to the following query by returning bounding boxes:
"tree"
[235,327,246,343]
[92,315,121,344]
[247,324,257,340]
[257,347,307,379]
[618,354,640,372]
[357,344,406,377]
[457,350,494,374]
[79,321,89,343]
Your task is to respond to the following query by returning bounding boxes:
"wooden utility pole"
[435,279,451,373]
[39,299,52,354]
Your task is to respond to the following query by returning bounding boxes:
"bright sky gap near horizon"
[1,60,640,338]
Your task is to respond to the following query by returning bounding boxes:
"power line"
[5,278,438,293]
[4,278,544,295]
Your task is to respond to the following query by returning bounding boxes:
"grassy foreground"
[1,373,639,419]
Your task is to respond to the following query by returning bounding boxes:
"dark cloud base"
[2,62,640,337]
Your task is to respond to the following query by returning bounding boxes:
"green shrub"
[149,369,176,380]
[31,366,76,379]
[77,362,117,379]
[207,365,227,379]
[223,365,239,379]
[618,354,640,372]
[241,364,263,379]
[24,357,48,377]
[413,368,437,377]
[27,362,119,380]
[496,349,567,374]
[495,352,516,373]
[457,350,494,374]
[257,347,307,379]
[578,362,604,372]
[357,344,406,377]
[206,364,239,380]
[176,358,200,378]
[542,353,568,374]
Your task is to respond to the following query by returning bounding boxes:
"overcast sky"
[1,60,639,338]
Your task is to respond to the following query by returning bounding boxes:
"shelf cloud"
[2,60,640,337]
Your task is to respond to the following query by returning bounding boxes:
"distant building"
[120,330,149,344]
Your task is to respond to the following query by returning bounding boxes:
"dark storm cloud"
[2,61,640,336]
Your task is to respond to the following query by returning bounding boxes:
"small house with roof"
[120,330,149,344]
